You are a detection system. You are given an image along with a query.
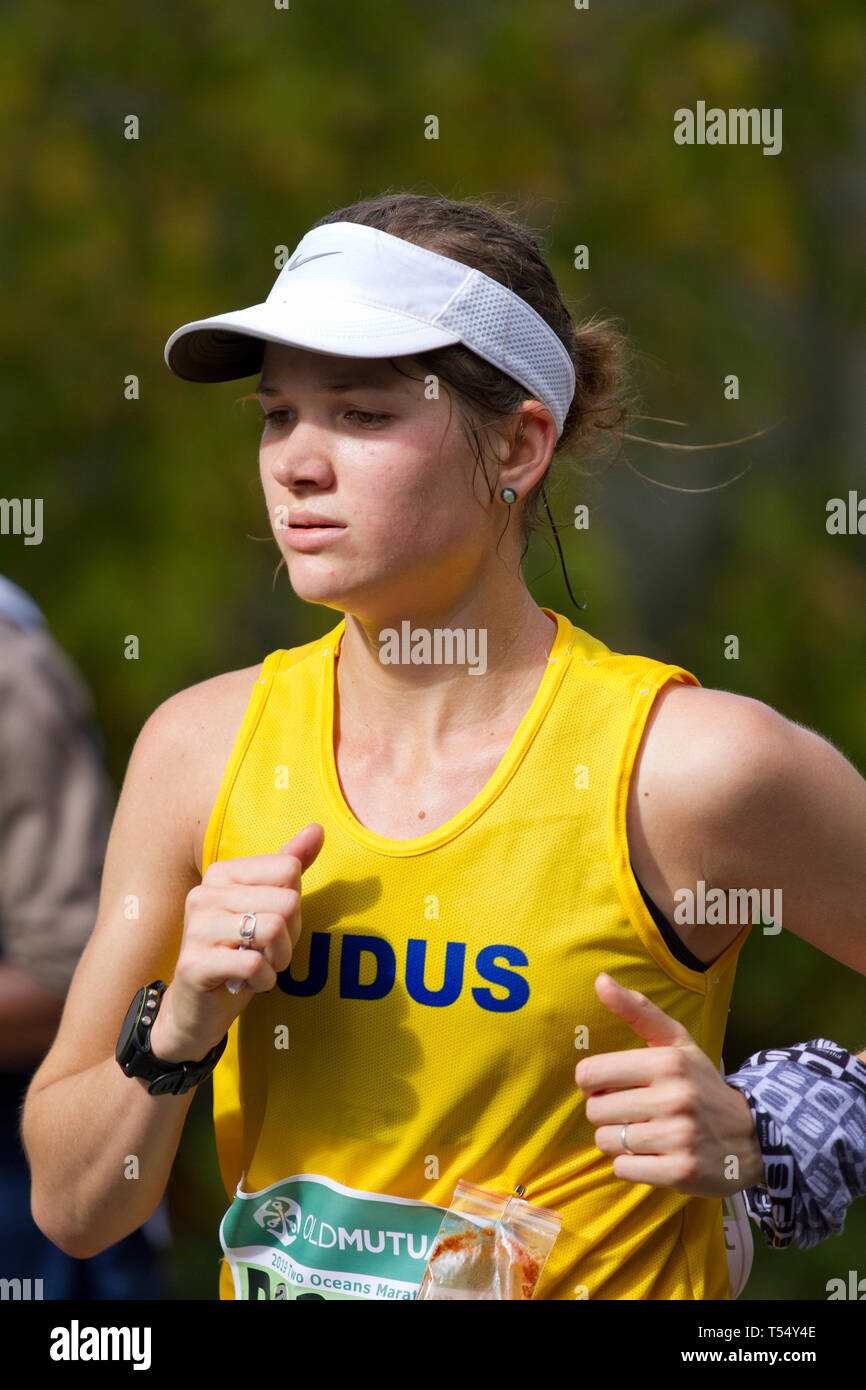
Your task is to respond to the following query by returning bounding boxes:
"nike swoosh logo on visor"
[285,251,344,271]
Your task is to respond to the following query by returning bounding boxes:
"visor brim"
[164,291,462,382]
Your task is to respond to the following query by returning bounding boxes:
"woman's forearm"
[21,1055,195,1259]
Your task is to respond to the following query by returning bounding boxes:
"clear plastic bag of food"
[416,1181,562,1300]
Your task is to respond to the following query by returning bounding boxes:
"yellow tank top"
[202,609,753,1301]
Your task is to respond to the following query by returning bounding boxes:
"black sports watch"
[115,980,228,1096]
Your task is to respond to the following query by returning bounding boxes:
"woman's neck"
[333,588,559,760]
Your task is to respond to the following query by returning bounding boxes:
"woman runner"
[23,192,866,1300]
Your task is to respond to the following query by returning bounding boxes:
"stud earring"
[501,487,518,503]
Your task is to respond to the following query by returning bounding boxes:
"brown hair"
[310,190,637,574]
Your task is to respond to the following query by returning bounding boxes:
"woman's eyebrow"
[256,379,399,397]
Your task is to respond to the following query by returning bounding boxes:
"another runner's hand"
[149,823,325,1063]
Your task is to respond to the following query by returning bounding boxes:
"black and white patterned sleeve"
[724,1039,866,1251]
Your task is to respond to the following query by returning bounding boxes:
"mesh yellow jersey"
[202,609,754,1301]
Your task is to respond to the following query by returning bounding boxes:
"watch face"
[115,988,146,1064]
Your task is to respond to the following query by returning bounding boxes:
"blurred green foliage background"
[2,0,864,1300]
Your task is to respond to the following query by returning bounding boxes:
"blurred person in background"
[0,572,168,1299]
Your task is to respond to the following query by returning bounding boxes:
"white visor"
[163,221,576,436]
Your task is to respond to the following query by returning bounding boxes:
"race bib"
[220,1172,447,1301]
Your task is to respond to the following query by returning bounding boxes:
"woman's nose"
[267,422,335,488]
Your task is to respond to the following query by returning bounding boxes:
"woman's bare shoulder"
[158,661,265,734]
[637,681,787,778]
[628,679,789,878]
[145,661,268,875]
[626,681,792,962]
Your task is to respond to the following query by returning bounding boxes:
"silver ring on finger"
[621,1124,634,1154]
[239,912,257,949]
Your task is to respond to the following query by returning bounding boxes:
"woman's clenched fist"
[148,823,325,1062]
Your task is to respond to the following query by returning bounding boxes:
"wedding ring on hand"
[621,1125,634,1154]
[226,912,258,995]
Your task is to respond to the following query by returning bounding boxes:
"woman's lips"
[285,523,346,551]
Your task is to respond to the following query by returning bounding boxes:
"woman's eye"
[261,409,389,428]
[348,410,389,425]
